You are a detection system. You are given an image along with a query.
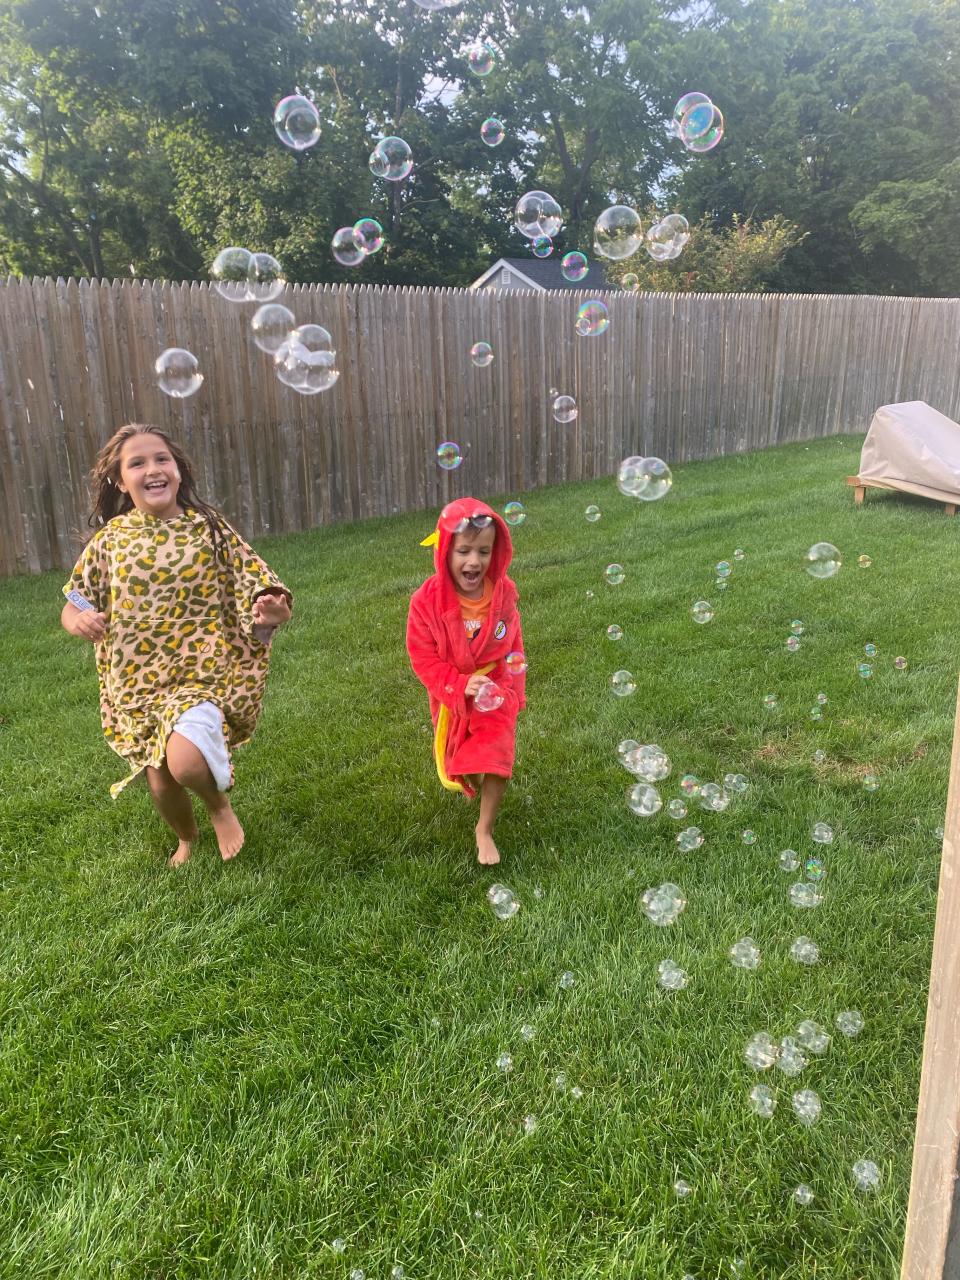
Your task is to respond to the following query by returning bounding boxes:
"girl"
[61,423,292,867]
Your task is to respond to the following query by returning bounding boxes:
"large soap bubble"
[251,303,295,354]
[804,542,841,578]
[670,91,712,136]
[467,41,496,76]
[211,246,253,301]
[515,190,563,240]
[560,251,588,282]
[274,324,339,394]
[369,137,413,181]
[575,299,609,336]
[331,227,366,267]
[156,348,203,399]
[481,117,505,147]
[246,252,285,302]
[593,205,643,260]
[273,95,321,151]
[353,218,384,255]
[682,103,724,152]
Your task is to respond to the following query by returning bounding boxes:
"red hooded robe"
[406,497,526,798]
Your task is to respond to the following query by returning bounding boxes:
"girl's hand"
[72,610,108,642]
[464,672,488,697]
[252,590,292,628]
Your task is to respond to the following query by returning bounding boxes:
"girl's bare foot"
[167,838,194,868]
[476,831,500,865]
[209,803,245,860]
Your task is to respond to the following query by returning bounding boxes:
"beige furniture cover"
[857,401,960,505]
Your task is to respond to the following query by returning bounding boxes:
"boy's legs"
[476,774,507,866]
[165,732,245,861]
[146,761,200,867]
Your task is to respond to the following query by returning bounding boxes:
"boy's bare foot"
[209,803,245,860]
[476,831,500,865]
[167,838,194,868]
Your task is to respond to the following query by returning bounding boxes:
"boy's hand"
[72,610,108,643]
[252,590,292,628]
[464,672,488,697]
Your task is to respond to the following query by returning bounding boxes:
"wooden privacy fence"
[2,276,960,577]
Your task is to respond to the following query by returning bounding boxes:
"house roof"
[471,256,616,292]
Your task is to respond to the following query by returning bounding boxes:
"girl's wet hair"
[87,423,229,557]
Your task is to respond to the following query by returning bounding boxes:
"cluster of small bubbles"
[777,1036,807,1077]
[805,541,841,578]
[894,655,908,670]
[593,204,643,259]
[369,136,413,181]
[503,501,526,525]
[606,623,623,641]
[212,246,285,302]
[559,970,575,989]
[779,849,800,871]
[691,600,715,624]
[792,1089,822,1126]
[858,553,872,568]
[436,441,462,470]
[611,669,637,698]
[642,882,687,925]
[729,937,761,970]
[741,829,757,846]
[790,936,820,966]
[811,822,833,844]
[480,116,505,147]
[852,1159,880,1191]
[763,693,778,710]
[804,857,826,882]
[744,1032,779,1070]
[668,798,688,820]
[275,323,339,395]
[668,91,724,152]
[627,744,672,781]
[749,1083,777,1117]
[864,642,877,657]
[605,563,625,586]
[522,1114,538,1136]
[531,235,553,258]
[470,340,494,367]
[553,394,578,423]
[836,1010,864,1037]
[515,189,563,240]
[645,212,690,261]
[505,651,527,676]
[680,774,702,796]
[794,1184,815,1206]
[789,882,823,909]
[474,679,505,712]
[560,250,589,282]
[676,825,704,852]
[673,1178,693,1198]
[796,1020,831,1054]
[576,298,610,336]
[155,348,204,399]
[466,40,496,75]
[786,635,801,652]
[273,94,321,150]
[584,503,601,522]
[698,782,730,812]
[496,1051,513,1073]
[251,303,296,354]
[628,783,662,817]
[724,773,749,794]
[487,883,519,920]
[858,661,874,679]
[716,560,732,578]
[658,958,690,990]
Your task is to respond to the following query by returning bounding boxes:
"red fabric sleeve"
[406,592,469,716]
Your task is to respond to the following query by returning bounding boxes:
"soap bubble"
[470,340,494,367]
[607,624,623,641]
[467,40,495,75]
[522,1114,537,1136]
[353,217,384,255]
[487,883,518,920]
[575,299,609,336]
[503,501,526,525]
[790,936,820,965]
[561,251,589,282]
[792,1089,821,1126]
[474,680,505,712]
[809,704,823,721]
[691,600,714,624]
[552,394,578,423]
[852,1159,880,1191]
[211,246,253,300]
[155,348,203,398]
[246,252,285,302]
[275,325,338,394]
[611,669,637,697]
[505,651,527,676]
[804,541,841,578]
[250,303,295,355]
[858,553,872,568]
[681,102,724,152]
[621,272,640,291]
[495,1051,514,1072]
[894,655,908,670]
[273,94,321,150]
[559,970,575,989]
[332,1239,347,1254]
[627,743,671,781]
[674,1178,693,1198]
[729,937,761,970]
[331,226,366,267]
[791,619,805,635]
[786,635,801,652]
[593,204,643,260]
[628,783,662,816]
[553,1072,567,1091]
[698,782,729,812]
[658,959,690,990]
[794,1184,815,1206]
[862,773,879,792]
[796,1019,831,1054]
[676,826,703,852]
[585,505,601,522]
[804,857,825,882]
[741,830,757,845]
[515,189,562,240]
[531,235,553,258]
[436,441,463,470]
[668,798,688,819]
[749,1083,776,1116]
[763,693,778,710]
[724,773,749,793]
[858,661,874,679]
[520,1023,535,1041]
[391,1269,405,1280]
[744,1032,779,1070]
[661,212,691,245]
[672,91,712,131]
[480,117,505,147]
[369,136,413,181]
[716,560,732,578]
[811,822,833,844]
[864,642,877,657]
[816,691,828,704]
[680,775,701,796]
[836,1010,864,1037]
[779,849,800,871]
[636,457,672,500]
[617,455,647,497]
[789,882,822,908]
[777,1036,807,1077]
[605,563,625,586]
[642,882,686,925]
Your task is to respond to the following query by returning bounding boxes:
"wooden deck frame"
[846,475,958,516]
[900,674,960,1278]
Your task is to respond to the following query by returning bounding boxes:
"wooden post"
[901,673,960,1279]
[846,475,866,504]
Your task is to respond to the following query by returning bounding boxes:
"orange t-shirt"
[457,577,493,643]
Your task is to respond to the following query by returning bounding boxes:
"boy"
[406,497,526,865]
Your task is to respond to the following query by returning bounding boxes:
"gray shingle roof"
[492,256,616,292]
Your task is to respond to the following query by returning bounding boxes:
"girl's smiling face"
[448,524,496,598]
[116,433,183,519]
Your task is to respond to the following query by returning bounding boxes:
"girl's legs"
[146,761,200,867]
[476,775,507,866]
[165,732,245,861]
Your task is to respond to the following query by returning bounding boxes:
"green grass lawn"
[0,434,954,1279]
